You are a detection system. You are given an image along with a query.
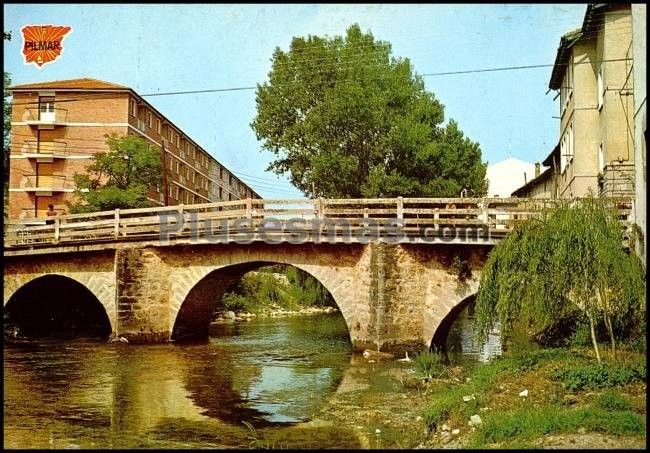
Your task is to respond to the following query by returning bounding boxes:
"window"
[560,136,566,173]
[568,123,574,164]
[156,119,161,134]
[168,185,173,198]
[176,133,180,148]
[597,67,604,110]
[560,122,574,174]
[147,112,153,128]
[38,96,55,121]
[175,160,180,174]
[598,143,605,173]
[219,187,223,200]
[175,186,180,200]
[560,62,573,115]
[192,170,196,183]
[129,98,136,116]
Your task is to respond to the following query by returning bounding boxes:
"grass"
[420,347,647,448]
[471,405,645,447]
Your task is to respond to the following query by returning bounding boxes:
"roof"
[549,3,620,90]
[9,78,129,91]
[548,28,583,90]
[511,167,553,197]
[542,143,561,167]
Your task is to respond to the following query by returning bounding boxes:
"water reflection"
[4,314,351,448]
[446,300,502,363]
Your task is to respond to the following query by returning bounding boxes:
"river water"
[4,308,500,449]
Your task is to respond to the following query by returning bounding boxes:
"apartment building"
[8,78,260,219]
[631,4,646,264]
[512,4,635,200]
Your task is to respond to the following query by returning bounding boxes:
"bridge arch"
[4,274,113,339]
[169,255,362,344]
[422,275,480,349]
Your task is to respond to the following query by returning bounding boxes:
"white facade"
[486,158,539,198]
[632,4,646,265]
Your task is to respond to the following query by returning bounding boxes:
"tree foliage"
[69,134,162,213]
[252,24,487,198]
[474,195,646,363]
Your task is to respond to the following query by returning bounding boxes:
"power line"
[9,54,633,105]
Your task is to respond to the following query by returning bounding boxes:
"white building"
[486,157,541,198]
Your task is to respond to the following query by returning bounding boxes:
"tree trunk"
[588,313,602,364]
[603,312,616,358]
[597,288,616,358]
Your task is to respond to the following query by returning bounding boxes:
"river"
[4,307,500,449]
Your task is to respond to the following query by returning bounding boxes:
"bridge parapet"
[4,197,632,252]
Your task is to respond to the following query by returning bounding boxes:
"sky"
[3,4,587,198]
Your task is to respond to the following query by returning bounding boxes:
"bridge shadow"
[4,274,112,341]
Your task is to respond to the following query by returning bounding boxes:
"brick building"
[8,78,260,219]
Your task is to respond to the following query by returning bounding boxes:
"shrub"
[412,350,446,380]
[595,390,632,412]
[550,360,646,391]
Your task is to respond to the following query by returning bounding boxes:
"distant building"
[486,157,538,198]
[8,78,260,219]
[631,4,646,264]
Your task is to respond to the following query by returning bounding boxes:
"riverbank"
[211,305,338,324]
[305,347,646,449]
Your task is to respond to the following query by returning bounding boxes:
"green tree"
[251,24,487,198]
[69,134,162,213]
[474,195,646,363]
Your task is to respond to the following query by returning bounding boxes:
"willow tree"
[251,24,487,198]
[474,196,645,363]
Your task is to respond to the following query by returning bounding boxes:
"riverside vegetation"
[410,196,646,449]
[214,265,338,321]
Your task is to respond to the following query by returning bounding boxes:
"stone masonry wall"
[115,247,171,342]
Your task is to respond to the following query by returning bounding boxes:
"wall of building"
[9,84,260,219]
[632,4,647,264]
[9,91,129,218]
[554,6,634,199]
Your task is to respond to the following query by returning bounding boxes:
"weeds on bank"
[421,347,647,447]
[550,358,646,391]
[470,404,645,448]
[412,350,447,380]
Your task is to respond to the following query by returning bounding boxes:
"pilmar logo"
[21,25,72,68]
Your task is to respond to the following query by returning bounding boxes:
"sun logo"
[21,25,72,68]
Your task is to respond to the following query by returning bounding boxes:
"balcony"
[20,174,74,195]
[20,140,69,162]
[23,108,69,129]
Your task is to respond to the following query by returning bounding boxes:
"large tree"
[474,195,646,363]
[252,24,487,198]
[69,134,162,213]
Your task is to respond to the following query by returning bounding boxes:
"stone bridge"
[3,197,632,352]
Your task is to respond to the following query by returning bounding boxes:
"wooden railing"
[3,197,633,249]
